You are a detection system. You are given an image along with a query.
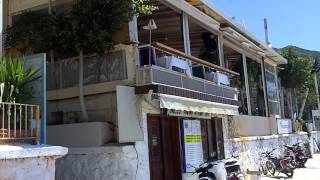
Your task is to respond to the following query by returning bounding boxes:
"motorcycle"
[284,143,307,168]
[262,148,295,178]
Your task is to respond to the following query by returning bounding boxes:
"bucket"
[246,170,262,180]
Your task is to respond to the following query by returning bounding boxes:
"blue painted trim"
[21,54,47,144]
[41,54,47,144]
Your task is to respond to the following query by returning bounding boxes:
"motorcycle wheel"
[284,168,294,178]
[300,158,307,168]
[266,161,276,176]
[260,166,268,176]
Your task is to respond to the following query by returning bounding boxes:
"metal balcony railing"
[0,102,40,144]
[136,43,239,101]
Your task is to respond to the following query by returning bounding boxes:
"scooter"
[224,157,245,180]
[194,162,216,180]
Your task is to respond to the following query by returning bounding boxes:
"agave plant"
[0,57,39,103]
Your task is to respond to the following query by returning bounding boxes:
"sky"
[210,0,320,51]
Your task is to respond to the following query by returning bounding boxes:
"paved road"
[261,154,320,180]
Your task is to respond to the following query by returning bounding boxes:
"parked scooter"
[262,148,295,178]
[284,143,307,168]
[194,157,244,180]
[194,162,216,180]
[224,157,245,180]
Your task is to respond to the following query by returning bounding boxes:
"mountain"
[277,45,320,60]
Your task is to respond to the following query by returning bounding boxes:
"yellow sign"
[184,135,202,143]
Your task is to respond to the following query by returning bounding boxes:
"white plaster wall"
[0,145,67,180]
[232,115,278,137]
[0,157,56,180]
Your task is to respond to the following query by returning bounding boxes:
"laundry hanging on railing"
[156,55,192,76]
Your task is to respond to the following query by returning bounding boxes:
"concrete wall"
[47,92,117,125]
[47,122,112,147]
[232,115,278,137]
[0,144,67,180]
[55,96,158,180]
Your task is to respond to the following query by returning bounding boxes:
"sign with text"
[182,119,204,173]
[277,118,292,134]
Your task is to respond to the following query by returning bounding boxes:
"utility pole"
[264,18,271,47]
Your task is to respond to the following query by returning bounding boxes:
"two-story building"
[3,0,313,180]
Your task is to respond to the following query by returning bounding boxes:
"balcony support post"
[261,57,270,117]
[182,13,191,55]
[128,15,140,66]
[242,54,252,115]
[218,33,225,67]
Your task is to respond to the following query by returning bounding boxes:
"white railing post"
[14,104,16,137]
[30,106,33,137]
[1,104,4,138]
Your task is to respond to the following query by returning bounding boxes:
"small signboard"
[277,118,292,134]
[181,119,204,173]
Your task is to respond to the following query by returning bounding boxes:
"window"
[265,63,280,116]
[247,58,266,116]
[224,45,248,115]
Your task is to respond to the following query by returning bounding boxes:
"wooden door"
[147,115,182,180]
[212,117,225,159]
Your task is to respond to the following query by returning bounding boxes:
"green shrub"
[0,57,39,103]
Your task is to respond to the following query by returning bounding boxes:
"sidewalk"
[261,154,320,180]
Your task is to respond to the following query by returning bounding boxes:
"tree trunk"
[287,89,294,119]
[314,73,320,110]
[49,50,54,63]
[293,88,299,116]
[48,0,54,63]
[287,89,296,132]
[79,50,89,122]
[298,88,309,119]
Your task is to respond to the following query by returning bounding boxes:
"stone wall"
[56,146,139,180]
[0,144,67,180]
[224,133,309,171]
[311,131,320,153]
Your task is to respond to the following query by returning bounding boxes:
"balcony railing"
[0,102,40,144]
[136,42,239,101]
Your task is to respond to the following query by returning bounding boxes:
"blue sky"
[211,0,320,51]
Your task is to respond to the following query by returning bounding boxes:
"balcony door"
[147,115,182,180]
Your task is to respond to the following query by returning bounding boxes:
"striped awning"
[159,94,239,119]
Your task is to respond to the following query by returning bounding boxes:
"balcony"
[136,43,239,105]
[0,102,41,144]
